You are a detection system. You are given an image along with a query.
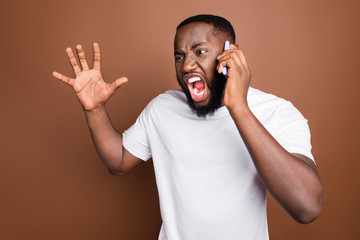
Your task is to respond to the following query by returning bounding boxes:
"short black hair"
[177,14,236,43]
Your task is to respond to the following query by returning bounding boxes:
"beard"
[177,71,227,118]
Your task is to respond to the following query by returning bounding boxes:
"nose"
[181,54,197,73]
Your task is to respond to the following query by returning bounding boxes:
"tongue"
[194,80,205,91]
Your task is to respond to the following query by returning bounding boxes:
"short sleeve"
[271,101,315,162]
[122,101,154,161]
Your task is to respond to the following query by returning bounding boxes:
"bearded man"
[53,14,322,240]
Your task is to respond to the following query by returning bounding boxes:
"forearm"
[228,105,322,223]
[84,106,124,172]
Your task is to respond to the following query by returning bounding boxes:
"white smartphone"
[222,41,230,78]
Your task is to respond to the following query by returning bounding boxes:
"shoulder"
[248,87,291,108]
[248,88,314,160]
[248,87,307,125]
[249,87,302,113]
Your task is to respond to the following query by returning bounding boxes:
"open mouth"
[185,75,207,102]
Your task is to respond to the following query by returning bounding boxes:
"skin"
[53,22,322,224]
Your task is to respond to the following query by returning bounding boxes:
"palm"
[53,43,127,111]
[74,69,110,110]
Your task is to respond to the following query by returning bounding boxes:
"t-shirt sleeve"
[122,101,154,161]
[271,101,315,162]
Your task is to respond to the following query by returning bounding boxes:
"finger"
[230,45,249,68]
[76,44,90,71]
[217,50,230,60]
[237,50,249,68]
[52,71,75,87]
[217,62,225,74]
[66,47,82,75]
[230,44,237,50]
[93,42,101,70]
[217,44,241,59]
[217,59,232,74]
[108,77,128,94]
[218,52,242,66]
[217,53,243,74]
[216,48,240,60]
[217,56,244,75]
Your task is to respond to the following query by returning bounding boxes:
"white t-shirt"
[122,88,314,240]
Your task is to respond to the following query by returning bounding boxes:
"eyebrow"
[191,42,207,50]
[174,42,208,55]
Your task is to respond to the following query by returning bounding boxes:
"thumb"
[109,77,128,93]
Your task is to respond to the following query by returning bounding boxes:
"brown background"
[1,0,359,239]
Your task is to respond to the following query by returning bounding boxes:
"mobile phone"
[222,41,230,78]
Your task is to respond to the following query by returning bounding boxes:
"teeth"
[194,89,204,96]
[188,76,201,83]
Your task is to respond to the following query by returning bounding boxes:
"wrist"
[227,103,251,118]
[84,104,106,116]
[226,98,249,111]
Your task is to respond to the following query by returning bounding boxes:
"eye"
[196,49,207,55]
[174,55,183,61]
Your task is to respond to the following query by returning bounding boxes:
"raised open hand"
[53,43,128,111]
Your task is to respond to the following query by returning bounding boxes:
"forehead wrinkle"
[191,42,207,50]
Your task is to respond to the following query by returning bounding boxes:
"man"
[53,14,322,240]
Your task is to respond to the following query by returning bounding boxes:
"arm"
[53,43,143,175]
[217,45,322,223]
